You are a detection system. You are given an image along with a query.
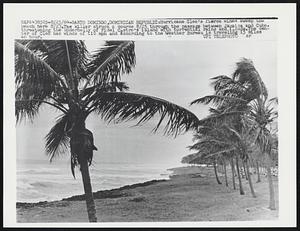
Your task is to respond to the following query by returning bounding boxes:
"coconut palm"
[190,59,268,138]
[229,154,237,190]
[191,58,279,204]
[15,40,200,222]
[189,59,271,198]
[221,157,229,187]
[187,122,238,186]
[195,116,260,196]
[182,151,223,185]
[188,119,248,194]
[224,119,258,198]
[248,96,278,209]
[256,160,262,183]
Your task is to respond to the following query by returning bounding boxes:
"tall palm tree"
[15,40,200,222]
[229,154,237,190]
[248,97,278,209]
[221,157,229,187]
[224,120,258,198]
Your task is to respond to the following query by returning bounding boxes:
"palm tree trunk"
[213,161,222,184]
[266,154,276,210]
[80,159,97,222]
[230,158,236,190]
[223,159,228,187]
[256,161,261,183]
[235,155,245,195]
[245,160,256,198]
[242,161,248,180]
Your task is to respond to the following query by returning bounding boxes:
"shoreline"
[16,178,168,208]
[17,166,279,222]
[16,165,206,206]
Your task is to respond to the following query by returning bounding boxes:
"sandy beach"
[17,166,278,223]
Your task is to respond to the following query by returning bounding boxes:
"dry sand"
[17,166,278,223]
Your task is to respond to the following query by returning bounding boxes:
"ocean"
[17,159,172,203]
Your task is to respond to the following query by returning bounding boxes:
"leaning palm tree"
[15,40,199,222]
[224,119,258,198]
[190,59,270,197]
[248,96,278,209]
[187,123,237,185]
[181,151,223,185]
[189,120,248,194]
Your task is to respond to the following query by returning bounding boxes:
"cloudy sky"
[17,39,277,168]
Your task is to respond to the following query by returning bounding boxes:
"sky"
[16,39,277,168]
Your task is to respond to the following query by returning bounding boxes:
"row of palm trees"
[15,40,277,222]
[181,58,278,210]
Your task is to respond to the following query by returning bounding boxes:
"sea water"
[17,159,172,203]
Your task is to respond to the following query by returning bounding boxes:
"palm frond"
[181,152,203,164]
[15,99,42,122]
[45,114,72,162]
[191,95,247,106]
[233,58,268,99]
[210,75,233,88]
[211,75,241,94]
[89,92,200,136]
[197,111,244,127]
[16,81,49,101]
[15,41,69,119]
[224,125,242,141]
[210,75,248,98]
[84,41,135,88]
[208,107,222,114]
[269,97,278,105]
[81,81,130,106]
[205,148,236,158]
[23,40,89,78]
[189,138,231,151]
[83,82,129,96]
[15,41,67,92]
[16,99,67,123]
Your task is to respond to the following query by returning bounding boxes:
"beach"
[17,166,278,222]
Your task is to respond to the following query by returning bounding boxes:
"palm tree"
[256,160,262,183]
[190,120,250,195]
[221,157,229,187]
[192,59,279,205]
[229,154,237,190]
[225,121,258,198]
[248,97,278,209]
[186,122,239,186]
[182,152,222,185]
[190,58,270,198]
[15,40,200,222]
